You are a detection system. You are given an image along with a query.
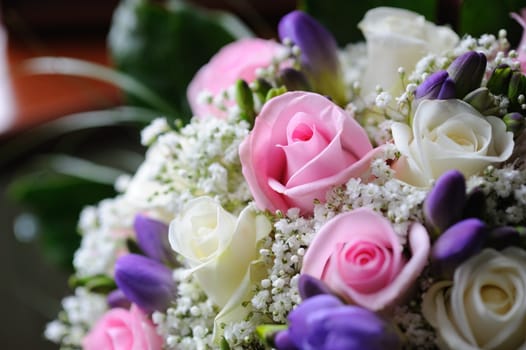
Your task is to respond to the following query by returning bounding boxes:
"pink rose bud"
[301,208,430,311]
[511,9,526,73]
[187,38,285,118]
[240,91,378,215]
[83,304,163,350]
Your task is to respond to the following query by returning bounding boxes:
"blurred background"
[0,0,524,348]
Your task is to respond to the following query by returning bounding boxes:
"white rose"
[423,248,526,350]
[358,7,458,96]
[392,99,514,187]
[169,197,271,335]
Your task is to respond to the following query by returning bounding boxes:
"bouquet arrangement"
[45,5,526,350]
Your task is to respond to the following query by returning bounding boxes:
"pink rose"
[301,208,430,311]
[187,38,284,118]
[512,8,526,73]
[83,304,162,350]
[239,91,377,214]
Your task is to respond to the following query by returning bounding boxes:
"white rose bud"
[392,99,514,187]
[423,248,526,350]
[169,197,272,337]
[358,7,459,97]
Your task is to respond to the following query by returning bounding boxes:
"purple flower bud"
[134,214,176,266]
[114,254,175,312]
[447,51,487,98]
[278,11,346,105]
[463,187,486,220]
[424,170,466,235]
[487,226,520,250]
[278,68,312,92]
[298,274,332,300]
[107,289,131,309]
[415,70,456,100]
[274,331,299,350]
[432,218,487,277]
[503,112,525,135]
[285,295,402,350]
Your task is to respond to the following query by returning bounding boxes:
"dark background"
[1,0,524,349]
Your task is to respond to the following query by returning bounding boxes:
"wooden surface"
[2,33,122,136]
[1,0,122,137]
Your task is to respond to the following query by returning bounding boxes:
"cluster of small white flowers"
[467,164,526,225]
[154,269,217,350]
[251,210,314,324]
[223,321,262,349]
[393,305,437,349]
[45,288,107,347]
[196,43,293,118]
[249,147,428,333]
[73,196,135,277]
[141,117,171,146]
[340,43,368,95]
[142,115,252,214]
[342,148,427,242]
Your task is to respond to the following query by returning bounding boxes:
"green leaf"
[459,0,524,46]
[255,324,288,347]
[300,0,437,45]
[23,57,177,117]
[220,337,231,350]
[69,274,116,294]
[108,0,247,122]
[0,106,154,167]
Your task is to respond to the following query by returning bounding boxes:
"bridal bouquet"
[45,5,526,350]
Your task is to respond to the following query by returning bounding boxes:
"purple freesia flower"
[106,289,131,309]
[503,112,525,135]
[487,225,521,250]
[278,67,312,92]
[274,331,298,350]
[134,214,176,266]
[447,51,487,98]
[278,11,346,105]
[424,170,467,235]
[415,70,456,100]
[432,218,487,277]
[276,294,402,350]
[297,274,332,300]
[114,254,175,312]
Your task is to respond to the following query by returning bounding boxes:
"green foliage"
[69,274,116,294]
[460,0,524,46]
[300,0,524,47]
[300,0,437,45]
[8,171,117,269]
[108,0,250,122]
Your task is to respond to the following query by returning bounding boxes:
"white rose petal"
[423,248,526,350]
[358,7,459,97]
[392,100,514,187]
[169,196,272,339]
